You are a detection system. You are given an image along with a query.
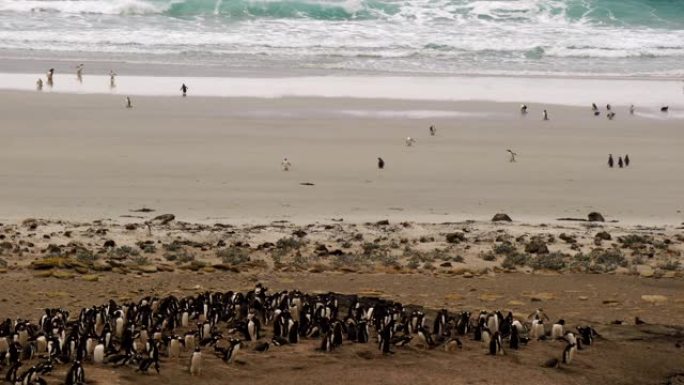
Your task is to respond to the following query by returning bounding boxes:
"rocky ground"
[1,213,684,385]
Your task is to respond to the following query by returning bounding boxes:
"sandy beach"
[1,88,683,225]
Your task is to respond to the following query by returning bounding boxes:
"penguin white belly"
[551,324,564,339]
[181,312,189,328]
[115,318,124,338]
[36,336,47,353]
[190,352,202,375]
[0,337,9,353]
[93,344,105,364]
[184,335,195,352]
[169,340,180,358]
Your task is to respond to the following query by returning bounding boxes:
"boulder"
[636,265,655,278]
[151,214,175,225]
[446,232,466,244]
[595,231,612,241]
[588,212,605,222]
[525,237,549,254]
[491,213,512,222]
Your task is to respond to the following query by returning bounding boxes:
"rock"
[558,233,576,244]
[440,262,452,267]
[637,265,655,278]
[641,295,668,305]
[92,260,112,272]
[462,272,474,278]
[157,263,176,272]
[375,219,390,226]
[52,270,75,279]
[0,268,6,274]
[103,240,116,248]
[595,231,612,241]
[588,212,605,222]
[292,229,307,238]
[151,214,175,225]
[578,296,589,301]
[81,274,99,282]
[446,232,466,244]
[491,213,512,222]
[525,237,549,254]
[124,224,138,231]
[137,265,158,273]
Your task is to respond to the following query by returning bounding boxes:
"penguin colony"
[0,284,600,384]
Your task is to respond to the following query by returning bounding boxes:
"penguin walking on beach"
[47,68,55,88]
[509,324,520,350]
[618,156,624,168]
[76,64,84,83]
[489,332,504,356]
[608,154,614,168]
[551,320,565,340]
[624,154,630,167]
[405,137,416,147]
[429,125,436,136]
[542,109,549,121]
[607,111,616,120]
[661,106,669,113]
[219,338,241,363]
[109,70,117,89]
[64,361,85,385]
[377,157,385,170]
[181,83,188,97]
[189,346,202,375]
[36,78,43,91]
[124,96,132,109]
[507,149,517,163]
[562,342,576,364]
[592,103,600,116]
[606,104,611,111]
[629,105,635,115]
[281,158,291,171]
[520,104,528,114]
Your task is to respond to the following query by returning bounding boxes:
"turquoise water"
[0,0,682,76]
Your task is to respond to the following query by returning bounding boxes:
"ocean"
[0,0,683,77]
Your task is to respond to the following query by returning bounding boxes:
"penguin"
[542,109,549,121]
[35,335,47,354]
[36,78,43,91]
[405,137,416,147]
[221,339,241,363]
[618,156,623,168]
[281,158,291,172]
[168,337,181,359]
[507,149,517,163]
[624,154,630,167]
[416,326,435,349]
[520,104,528,114]
[551,320,565,339]
[76,64,84,83]
[629,104,635,115]
[562,342,576,364]
[509,324,520,350]
[288,320,299,344]
[607,111,615,120]
[429,125,436,136]
[592,103,598,111]
[46,68,54,87]
[181,311,189,328]
[444,337,462,352]
[489,331,504,355]
[125,96,132,109]
[377,157,385,170]
[608,154,614,168]
[542,357,560,368]
[93,340,105,364]
[661,106,669,112]
[319,331,334,352]
[606,104,611,111]
[530,319,545,340]
[64,361,85,385]
[247,317,260,341]
[254,342,270,352]
[189,347,202,375]
[486,313,499,335]
[378,323,393,354]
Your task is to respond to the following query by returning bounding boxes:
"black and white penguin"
[221,339,241,363]
[606,104,611,111]
[377,157,385,170]
[624,154,630,167]
[608,154,614,168]
[520,104,528,114]
[189,347,202,375]
[530,319,545,340]
[93,339,105,364]
[489,332,504,355]
[562,342,576,364]
[416,326,435,349]
[551,319,565,339]
[64,361,85,385]
[592,103,598,111]
[509,324,520,350]
[125,96,132,109]
[320,331,334,352]
[357,320,369,343]
[444,337,462,352]
[378,322,393,354]
[629,105,635,114]
[661,106,669,112]
[247,316,260,341]
[618,156,624,168]
[429,125,436,136]
[542,109,549,121]
[607,111,615,120]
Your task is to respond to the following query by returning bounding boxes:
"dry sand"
[0,90,683,225]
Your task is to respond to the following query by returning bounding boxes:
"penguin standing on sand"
[629,105,635,115]
[36,78,43,91]
[510,324,520,349]
[76,64,84,83]
[281,158,291,172]
[64,361,84,385]
[624,154,630,167]
[489,331,504,355]
[608,154,614,168]
[507,149,517,163]
[618,156,624,168]
[520,104,528,114]
[562,342,576,364]
[606,104,611,111]
[125,96,132,109]
[181,83,188,97]
[592,103,598,112]
[109,70,117,89]
[429,125,436,136]
[607,111,615,120]
[542,109,549,121]
[377,157,385,170]
[551,320,565,339]
[221,338,241,363]
[46,68,54,87]
[189,347,202,375]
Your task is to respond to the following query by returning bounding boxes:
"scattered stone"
[446,232,466,244]
[595,231,612,241]
[103,240,116,248]
[124,224,138,231]
[137,265,158,273]
[375,219,390,226]
[131,207,155,213]
[462,272,474,278]
[641,295,668,305]
[525,237,549,254]
[637,265,655,278]
[588,212,605,222]
[491,213,512,222]
[151,214,175,225]
[578,296,589,301]
[52,270,75,279]
[81,274,99,282]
